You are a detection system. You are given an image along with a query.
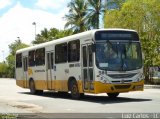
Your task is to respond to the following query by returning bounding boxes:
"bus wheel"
[107,93,119,98]
[70,80,80,99]
[29,80,43,95]
[29,80,37,94]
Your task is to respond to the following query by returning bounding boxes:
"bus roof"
[16,28,137,54]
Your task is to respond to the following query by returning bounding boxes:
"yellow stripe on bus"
[16,80,144,94]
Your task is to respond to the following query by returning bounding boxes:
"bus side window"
[88,45,93,67]
[29,50,35,66]
[68,40,80,62]
[55,43,67,64]
[51,53,54,69]
[35,48,45,66]
[16,53,22,68]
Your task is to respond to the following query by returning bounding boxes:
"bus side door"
[46,52,54,90]
[82,44,94,92]
[23,56,28,88]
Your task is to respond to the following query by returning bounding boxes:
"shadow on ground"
[19,91,152,104]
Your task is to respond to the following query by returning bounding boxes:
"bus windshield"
[95,42,142,71]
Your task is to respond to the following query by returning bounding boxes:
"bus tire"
[107,93,119,98]
[70,80,80,99]
[29,80,43,95]
[29,80,36,94]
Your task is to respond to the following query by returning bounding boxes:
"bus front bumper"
[94,80,144,94]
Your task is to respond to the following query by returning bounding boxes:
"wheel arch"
[29,77,34,85]
[68,76,77,91]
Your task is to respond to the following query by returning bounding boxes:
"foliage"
[0,62,8,77]
[0,114,17,119]
[32,28,73,44]
[64,0,88,33]
[87,0,105,29]
[104,0,160,82]
[8,40,28,56]
[64,0,106,33]
[32,28,50,44]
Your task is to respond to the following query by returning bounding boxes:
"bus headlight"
[101,76,111,84]
[103,79,110,84]
[136,74,144,82]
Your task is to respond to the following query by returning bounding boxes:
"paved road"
[0,78,160,118]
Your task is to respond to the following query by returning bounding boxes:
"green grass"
[0,114,18,119]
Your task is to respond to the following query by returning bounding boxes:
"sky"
[0,0,70,62]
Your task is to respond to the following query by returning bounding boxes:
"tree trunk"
[144,66,150,84]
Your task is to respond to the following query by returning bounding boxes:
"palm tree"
[32,28,51,44]
[87,0,105,29]
[64,0,88,33]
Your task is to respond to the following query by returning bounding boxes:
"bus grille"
[114,85,131,89]
[112,80,132,83]
[108,73,137,79]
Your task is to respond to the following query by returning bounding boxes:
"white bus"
[16,29,144,99]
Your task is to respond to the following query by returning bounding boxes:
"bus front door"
[82,44,94,92]
[47,52,54,90]
[23,57,28,88]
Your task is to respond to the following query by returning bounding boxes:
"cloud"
[0,2,68,62]
[0,0,12,9]
[35,0,69,11]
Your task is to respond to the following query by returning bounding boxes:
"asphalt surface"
[0,78,160,118]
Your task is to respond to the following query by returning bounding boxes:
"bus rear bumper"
[94,80,144,94]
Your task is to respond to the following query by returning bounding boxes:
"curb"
[144,85,160,89]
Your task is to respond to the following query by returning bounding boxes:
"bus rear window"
[95,30,139,41]
[16,53,22,68]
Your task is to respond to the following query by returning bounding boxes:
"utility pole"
[32,22,36,41]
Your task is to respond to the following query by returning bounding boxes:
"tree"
[87,0,105,29]
[32,28,51,44]
[8,39,29,56]
[64,0,88,33]
[104,0,160,82]
[0,63,8,78]
[49,28,73,40]
[32,28,73,44]
[53,29,73,39]
[6,39,29,78]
